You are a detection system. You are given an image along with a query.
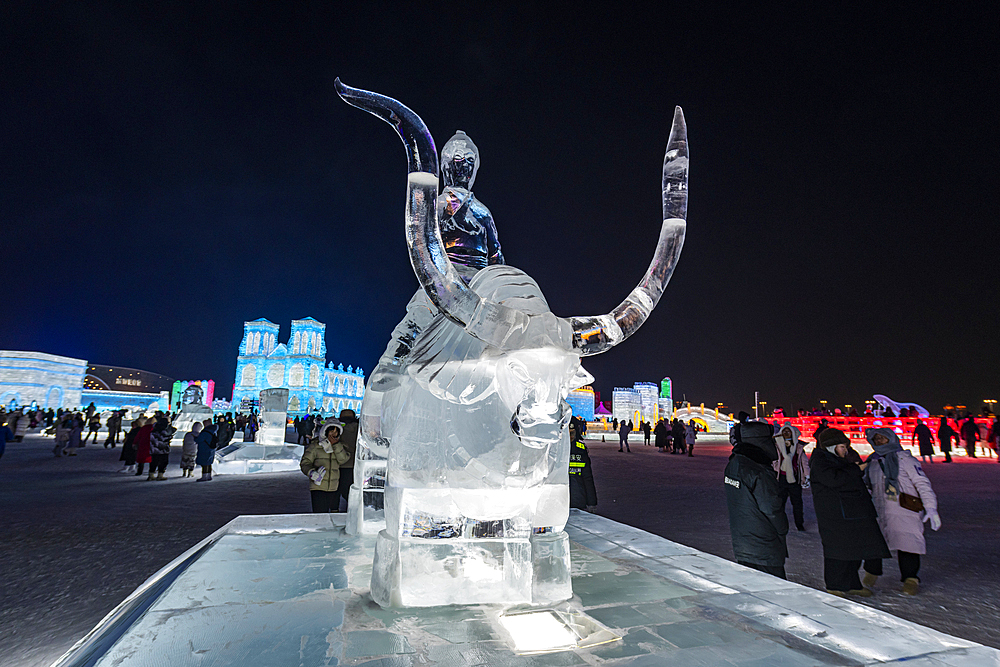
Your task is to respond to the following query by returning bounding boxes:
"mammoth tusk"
[336,79,537,350]
[567,106,688,356]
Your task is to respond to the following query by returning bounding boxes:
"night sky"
[2,3,996,415]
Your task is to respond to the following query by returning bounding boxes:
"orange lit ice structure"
[781,415,993,443]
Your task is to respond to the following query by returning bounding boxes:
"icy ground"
[1,432,998,666]
[587,434,1000,650]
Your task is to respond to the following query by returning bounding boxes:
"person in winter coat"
[724,419,788,578]
[118,417,144,473]
[337,409,359,512]
[300,421,352,512]
[180,422,202,477]
[104,410,122,447]
[654,419,669,452]
[862,428,941,595]
[773,422,809,531]
[671,418,685,454]
[568,423,598,510]
[0,422,13,460]
[133,418,155,475]
[911,419,935,463]
[617,419,631,453]
[13,409,29,442]
[67,414,83,455]
[937,417,956,463]
[194,420,218,481]
[685,419,697,456]
[53,413,73,457]
[960,415,979,458]
[82,413,101,445]
[990,416,1000,461]
[148,417,176,480]
[810,428,890,597]
[641,420,651,446]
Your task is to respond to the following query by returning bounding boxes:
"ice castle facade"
[231,318,364,416]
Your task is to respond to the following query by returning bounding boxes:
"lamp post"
[985,399,997,416]
[760,401,767,418]
[819,400,827,415]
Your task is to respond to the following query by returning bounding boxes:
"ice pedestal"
[214,441,304,475]
[345,459,385,535]
[370,485,571,607]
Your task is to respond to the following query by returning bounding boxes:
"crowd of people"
[611,417,699,456]
[725,411,944,597]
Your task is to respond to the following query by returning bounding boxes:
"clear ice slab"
[54,511,996,667]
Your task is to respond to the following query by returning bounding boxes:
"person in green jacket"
[300,421,352,512]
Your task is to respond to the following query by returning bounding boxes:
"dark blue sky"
[2,2,996,414]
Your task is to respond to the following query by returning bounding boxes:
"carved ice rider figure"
[437,130,503,276]
[346,130,505,534]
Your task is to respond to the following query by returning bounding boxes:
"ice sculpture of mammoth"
[336,79,688,608]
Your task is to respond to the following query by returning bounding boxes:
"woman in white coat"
[862,427,941,595]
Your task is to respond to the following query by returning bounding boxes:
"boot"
[902,577,919,595]
[197,473,208,482]
[847,588,873,598]
[134,468,144,476]
[206,472,212,481]
[862,572,878,589]
[156,472,166,481]
[147,472,156,481]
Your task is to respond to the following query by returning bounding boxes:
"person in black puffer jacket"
[724,413,788,578]
[809,428,890,597]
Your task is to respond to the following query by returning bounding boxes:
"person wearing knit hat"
[861,427,940,595]
[810,428,890,597]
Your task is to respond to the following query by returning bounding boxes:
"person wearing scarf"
[861,427,940,595]
[809,428,890,597]
[773,422,809,531]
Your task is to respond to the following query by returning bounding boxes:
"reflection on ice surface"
[55,511,994,667]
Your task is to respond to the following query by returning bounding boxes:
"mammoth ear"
[407,315,496,405]
[569,365,594,392]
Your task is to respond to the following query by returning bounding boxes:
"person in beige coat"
[862,427,940,595]
[300,421,352,513]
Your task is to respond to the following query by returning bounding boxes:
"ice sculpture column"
[257,388,289,446]
[336,80,687,608]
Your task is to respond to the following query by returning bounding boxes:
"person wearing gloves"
[809,428,890,597]
[773,422,810,531]
[862,427,940,595]
[724,417,788,579]
[300,421,352,513]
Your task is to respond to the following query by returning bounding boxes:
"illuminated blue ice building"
[232,318,364,416]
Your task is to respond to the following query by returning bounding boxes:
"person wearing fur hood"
[300,420,353,513]
[773,422,810,531]
[861,427,940,595]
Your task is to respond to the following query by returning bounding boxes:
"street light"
[760,401,767,418]
[985,399,997,415]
